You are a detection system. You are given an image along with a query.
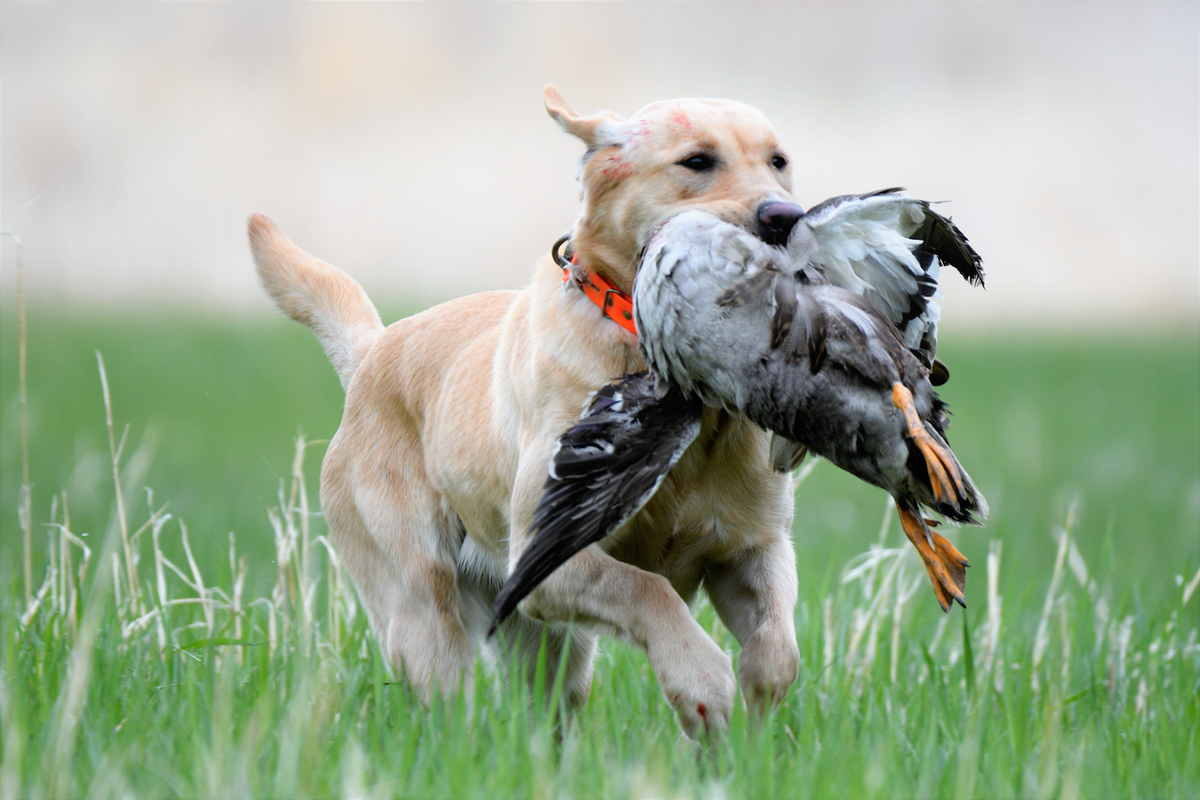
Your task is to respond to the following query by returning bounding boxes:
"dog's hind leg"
[321,433,475,702]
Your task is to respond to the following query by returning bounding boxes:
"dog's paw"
[650,626,736,739]
[736,625,799,714]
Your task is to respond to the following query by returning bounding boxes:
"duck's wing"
[792,189,983,380]
[489,373,702,634]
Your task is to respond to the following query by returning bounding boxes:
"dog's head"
[546,85,801,291]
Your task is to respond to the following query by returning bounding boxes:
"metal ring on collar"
[551,233,573,270]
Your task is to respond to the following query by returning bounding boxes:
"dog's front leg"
[704,532,800,715]
[519,546,736,738]
[508,457,736,738]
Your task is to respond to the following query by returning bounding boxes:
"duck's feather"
[792,189,983,375]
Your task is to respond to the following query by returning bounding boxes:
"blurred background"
[2,1,1196,325]
[1,3,1197,601]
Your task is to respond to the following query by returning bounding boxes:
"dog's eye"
[678,154,716,172]
[771,154,788,170]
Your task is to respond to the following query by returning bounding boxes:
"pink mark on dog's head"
[670,107,691,129]
[599,153,634,182]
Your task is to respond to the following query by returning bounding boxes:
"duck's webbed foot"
[891,382,967,516]
[898,506,969,611]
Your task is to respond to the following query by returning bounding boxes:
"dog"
[248,86,802,737]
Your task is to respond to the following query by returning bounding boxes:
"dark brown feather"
[912,207,985,288]
[770,273,797,350]
[717,269,775,309]
[796,288,828,373]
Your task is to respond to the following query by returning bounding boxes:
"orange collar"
[553,235,637,336]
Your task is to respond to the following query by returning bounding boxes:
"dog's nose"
[757,202,805,245]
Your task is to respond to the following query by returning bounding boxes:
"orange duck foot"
[891,383,966,513]
[898,506,968,612]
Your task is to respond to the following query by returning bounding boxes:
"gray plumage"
[635,210,987,524]
[771,189,984,472]
[790,188,984,380]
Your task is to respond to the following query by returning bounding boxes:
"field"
[2,307,1198,798]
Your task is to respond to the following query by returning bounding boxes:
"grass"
[1,306,1198,798]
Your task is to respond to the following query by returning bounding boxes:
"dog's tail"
[248,214,385,389]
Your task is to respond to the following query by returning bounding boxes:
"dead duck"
[490,205,986,631]
[636,210,988,608]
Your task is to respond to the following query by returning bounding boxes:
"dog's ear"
[544,84,624,148]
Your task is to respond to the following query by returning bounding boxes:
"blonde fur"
[249,86,803,737]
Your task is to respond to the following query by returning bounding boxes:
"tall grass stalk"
[2,226,33,608]
[97,351,139,620]
[5,192,49,608]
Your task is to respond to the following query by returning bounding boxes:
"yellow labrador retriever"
[249,86,802,737]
